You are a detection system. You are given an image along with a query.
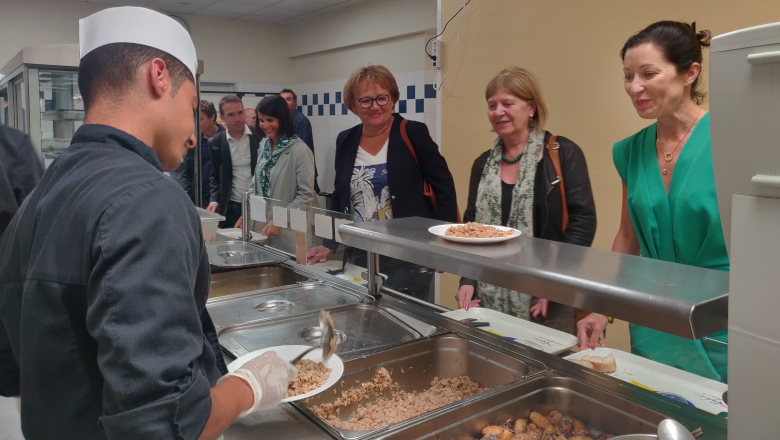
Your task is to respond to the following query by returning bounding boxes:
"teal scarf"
[254,134,302,197]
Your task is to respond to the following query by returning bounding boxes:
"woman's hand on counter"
[306,246,333,265]
[234,216,243,229]
[577,313,609,351]
[261,221,281,237]
[530,298,548,318]
[456,285,481,311]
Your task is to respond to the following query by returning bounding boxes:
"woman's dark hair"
[620,21,712,104]
[255,95,295,138]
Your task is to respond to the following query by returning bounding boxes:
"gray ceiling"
[75,0,375,25]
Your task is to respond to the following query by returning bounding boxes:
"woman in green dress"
[576,21,728,383]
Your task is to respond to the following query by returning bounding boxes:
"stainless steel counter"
[217,229,727,440]
[339,217,728,340]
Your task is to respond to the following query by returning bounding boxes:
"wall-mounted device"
[432,38,441,70]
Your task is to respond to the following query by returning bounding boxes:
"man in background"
[182,100,223,206]
[280,88,318,193]
[244,107,257,127]
[206,94,261,227]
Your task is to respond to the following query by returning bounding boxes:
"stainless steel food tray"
[209,266,311,298]
[297,335,546,440]
[382,373,666,440]
[207,282,366,331]
[205,241,286,268]
[218,303,420,359]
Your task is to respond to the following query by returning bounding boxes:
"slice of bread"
[568,359,594,369]
[580,353,617,373]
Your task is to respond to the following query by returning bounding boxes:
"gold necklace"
[362,116,394,138]
[656,111,701,176]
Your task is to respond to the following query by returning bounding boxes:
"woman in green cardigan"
[577,21,728,383]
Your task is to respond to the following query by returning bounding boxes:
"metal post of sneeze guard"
[366,251,382,299]
[242,191,251,242]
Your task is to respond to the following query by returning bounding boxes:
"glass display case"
[0,44,80,168]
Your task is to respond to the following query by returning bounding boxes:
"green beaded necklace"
[502,151,524,164]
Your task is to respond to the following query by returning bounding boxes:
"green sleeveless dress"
[613,113,728,383]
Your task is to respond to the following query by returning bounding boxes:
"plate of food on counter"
[429,222,521,244]
[228,345,344,402]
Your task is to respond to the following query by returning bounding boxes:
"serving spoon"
[290,309,336,365]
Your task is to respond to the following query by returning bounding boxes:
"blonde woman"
[455,67,597,334]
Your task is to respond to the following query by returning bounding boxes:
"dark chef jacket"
[0,124,222,439]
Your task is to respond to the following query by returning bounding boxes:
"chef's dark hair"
[255,95,295,138]
[620,21,712,104]
[79,43,193,112]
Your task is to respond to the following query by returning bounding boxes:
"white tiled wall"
[202,69,438,193]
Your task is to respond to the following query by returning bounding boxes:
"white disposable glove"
[219,351,296,417]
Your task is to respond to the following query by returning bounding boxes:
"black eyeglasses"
[356,94,391,109]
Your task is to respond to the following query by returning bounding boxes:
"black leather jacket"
[460,131,597,334]
[463,131,596,245]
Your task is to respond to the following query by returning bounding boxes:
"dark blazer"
[461,131,597,334]
[209,126,261,216]
[330,115,458,222]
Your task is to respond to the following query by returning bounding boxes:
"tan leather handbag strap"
[547,135,568,231]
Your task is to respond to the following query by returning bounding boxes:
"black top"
[501,180,514,226]
[329,115,458,224]
[0,126,42,238]
[0,124,220,439]
[208,126,261,216]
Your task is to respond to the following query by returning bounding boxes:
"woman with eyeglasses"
[306,65,458,301]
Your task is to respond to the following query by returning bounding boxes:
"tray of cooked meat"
[379,372,667,440]
[297,335,546,440]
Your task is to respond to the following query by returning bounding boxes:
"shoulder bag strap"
[546,135,568,231]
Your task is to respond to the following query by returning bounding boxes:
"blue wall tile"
[399,100,407,114]
[415,99,424,113]
[425,84,436,99]
[324,93,330,104]
[307,105,313,116]
[336,92,342,104]
[302,95,308,105]
[329,104,336,116]
[318,105,324,116]
[313,94,319,105]
[407,85,415,100]
[342,104,348,115]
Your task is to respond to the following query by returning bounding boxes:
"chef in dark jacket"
[0,126,42,238]
[0,7,292,440]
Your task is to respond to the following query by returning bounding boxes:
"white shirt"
[228,125,253,203]
[351,139,392,222]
